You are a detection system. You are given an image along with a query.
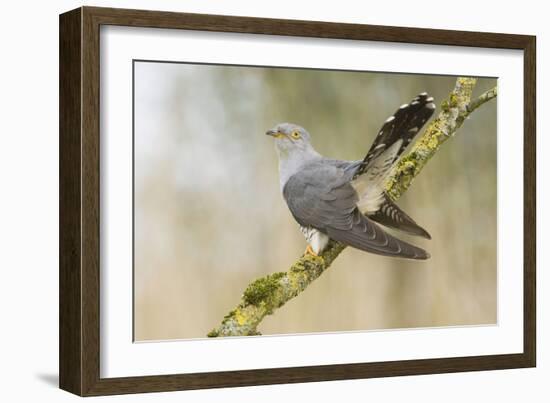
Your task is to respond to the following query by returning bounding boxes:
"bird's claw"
[304,244,318,257]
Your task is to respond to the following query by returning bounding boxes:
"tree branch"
[467,86,498,114]
[208,77,497,338]
[385,78,497,200]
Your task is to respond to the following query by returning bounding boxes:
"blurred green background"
[133,61,497,341]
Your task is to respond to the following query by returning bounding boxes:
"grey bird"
[266,92,435,260]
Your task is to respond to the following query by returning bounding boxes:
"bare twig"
[208,77,497,337]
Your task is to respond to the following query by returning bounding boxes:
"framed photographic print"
[59,6,536,396]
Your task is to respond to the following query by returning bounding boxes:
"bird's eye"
[291,131,301,139]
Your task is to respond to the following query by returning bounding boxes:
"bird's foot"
[304,244,318,257]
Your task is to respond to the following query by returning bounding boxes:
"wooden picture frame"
[59,6,536,396]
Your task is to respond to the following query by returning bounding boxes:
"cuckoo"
[266,92,435,260]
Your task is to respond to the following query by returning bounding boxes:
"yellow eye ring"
[291,131,301,139]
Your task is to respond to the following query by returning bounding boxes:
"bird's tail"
[353,92,436,179]
[351,92,435,238]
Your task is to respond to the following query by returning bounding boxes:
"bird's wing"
[283,164,429,260]
[368,193,431,239]
[351,93,435,216]
[325,210,429,259]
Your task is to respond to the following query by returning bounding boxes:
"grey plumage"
[267,93,435,260]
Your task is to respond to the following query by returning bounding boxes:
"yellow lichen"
[235,309,247,325]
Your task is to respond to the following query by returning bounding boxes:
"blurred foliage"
[134,62,497,341]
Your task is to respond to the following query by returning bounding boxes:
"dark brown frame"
[59,6,536,396]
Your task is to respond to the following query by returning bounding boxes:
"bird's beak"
[266,129,285,139]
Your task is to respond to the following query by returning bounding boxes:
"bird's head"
[265,123,315,158]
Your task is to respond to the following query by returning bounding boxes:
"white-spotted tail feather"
[352,92,435,236]
[352,140,402,213]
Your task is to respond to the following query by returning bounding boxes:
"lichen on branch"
[208,77,497,338]
[385,78,494,200]
[208,241,345,337]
